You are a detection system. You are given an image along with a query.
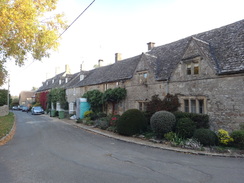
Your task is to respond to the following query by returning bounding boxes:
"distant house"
[19,91,35,107]
[37,20,244,131]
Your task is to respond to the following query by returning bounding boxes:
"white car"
[31,106,44,115]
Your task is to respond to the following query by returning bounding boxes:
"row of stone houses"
[36,19,244,131]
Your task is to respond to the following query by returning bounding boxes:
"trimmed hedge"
[176,117,196,138]
[231,130,244,149]
[193,128,218,146]
[117,109,147,136]
[174,112,209,129]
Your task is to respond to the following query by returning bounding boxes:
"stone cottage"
[38,20,244,131]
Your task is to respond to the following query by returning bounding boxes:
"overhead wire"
[58,0,96,38]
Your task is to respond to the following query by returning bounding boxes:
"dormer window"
[194,63,199,74]
[80,75,84,81]
[52,79,54,83]
[138,71,148,84]
[187,63,191,75]
[59,80,61,85]
[186,61,199,75]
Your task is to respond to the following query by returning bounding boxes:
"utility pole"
[7,75,10,108]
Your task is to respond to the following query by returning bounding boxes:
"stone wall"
[0,105,9,116]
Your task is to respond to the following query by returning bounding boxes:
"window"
[104,84,108,91]
[187,63,191,75]
[69,102,74,112]
[191,100,196,113]
[59,80,61,85]
[199,100,204,114]
[138,72,148,84]
[186,62,199,75]
[65,78,68,83]
[184,100,189,112]
[80,75,84,81]
[182,97,206,114]
[138,101,147,111]
[194,63,199,74]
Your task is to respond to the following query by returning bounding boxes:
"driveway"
[0,111,243,183]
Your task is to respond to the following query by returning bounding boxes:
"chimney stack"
[115,53,122,63]
[147,42,155,51]
[80,64,82,72]
[98,59,103,67]
[65,64,71,74]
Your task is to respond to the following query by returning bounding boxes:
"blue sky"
[2,0,244,96]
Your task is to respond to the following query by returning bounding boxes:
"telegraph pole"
[7,75,10,108]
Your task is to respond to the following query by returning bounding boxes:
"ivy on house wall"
[48,88,67,110]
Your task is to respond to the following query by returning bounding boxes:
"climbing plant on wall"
[48,88,67,110]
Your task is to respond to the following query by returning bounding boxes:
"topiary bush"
[174,112,209,129]
[117,109,147,136]
[150,110,176,138]
[231,130,244,149]
[193,128,218,146]
[176,118,196,138]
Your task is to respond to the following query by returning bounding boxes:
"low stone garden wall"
[0,105,9,116]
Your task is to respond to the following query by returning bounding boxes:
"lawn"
[0,112,14,139]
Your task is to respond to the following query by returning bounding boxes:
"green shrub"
[84,111,93,118]
[193,128,218,146]
[96,117,110,130]
[150,110,176,138]
[164,132,176,141]
[174,112,209,129]
[176,118,196,138]
[231,130,244,149]
[117,109,147,136]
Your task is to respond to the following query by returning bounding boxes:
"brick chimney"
[115,53,122,63]
[98,59,103,67]
[147,42,155,51]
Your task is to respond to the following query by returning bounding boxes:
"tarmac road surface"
[0,111,244,183]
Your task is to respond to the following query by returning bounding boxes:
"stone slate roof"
[37,20,243,91]
[149,19,244,80]
[74,55,141,87]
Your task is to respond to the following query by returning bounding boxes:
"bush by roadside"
[0,112,14,139]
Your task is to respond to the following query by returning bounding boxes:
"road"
[0,111,243,183]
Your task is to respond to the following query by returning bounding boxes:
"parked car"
[22,106,29,112]
[31,106,44,115]
[12,106,18,110]
[18,105,24,111]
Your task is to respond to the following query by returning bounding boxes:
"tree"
[0,89,10,106]
[103,87,126,115]
[82,90,103,113]
[0,0,67,86]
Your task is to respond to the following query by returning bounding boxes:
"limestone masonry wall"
[0,105,9,116]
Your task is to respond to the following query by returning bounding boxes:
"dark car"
[22,106,29,112]
[12,106,18,110]
[18,105,24,111]
[31,106,44,115]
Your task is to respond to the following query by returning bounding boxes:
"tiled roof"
[74,55,141,87]
[149,19,244,80]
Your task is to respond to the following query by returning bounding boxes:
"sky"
[1,0,244,96]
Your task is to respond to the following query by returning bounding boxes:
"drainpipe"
[166,77,170,94]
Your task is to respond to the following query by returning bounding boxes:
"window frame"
[181,96,206,114]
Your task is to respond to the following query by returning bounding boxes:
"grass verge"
[0,112,14,139]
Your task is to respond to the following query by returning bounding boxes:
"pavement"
[55,116,244,158]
